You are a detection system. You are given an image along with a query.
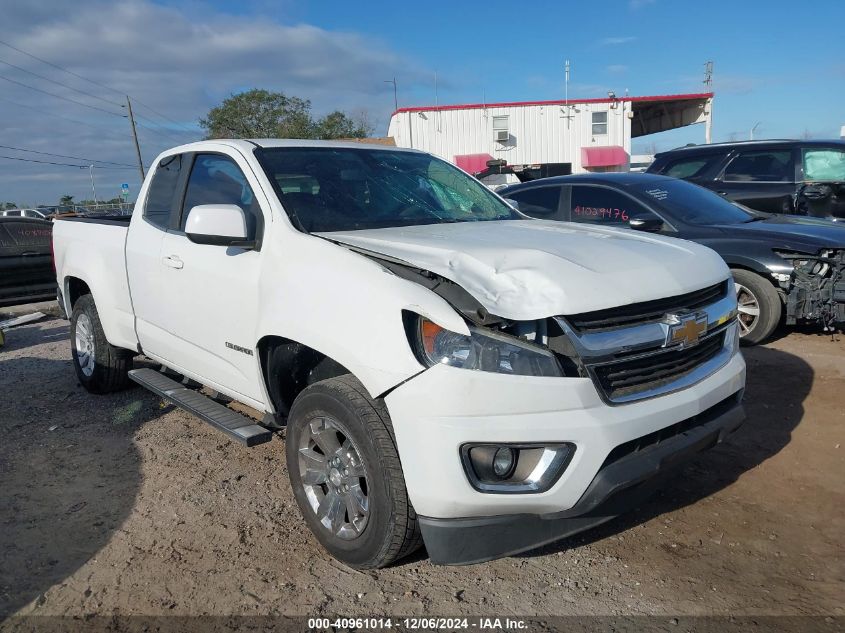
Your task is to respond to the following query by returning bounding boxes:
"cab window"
[569,185,660,226]
[143,154,183,230]
[181,154,261,240]
[505,186,564,220]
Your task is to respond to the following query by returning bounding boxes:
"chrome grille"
[567,281,728,333]
[555,281,738,404]
[592,331,726,401]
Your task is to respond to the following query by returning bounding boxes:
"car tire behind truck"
[286,374,422,569]
[731,269,782,346]
[70,294,133,393]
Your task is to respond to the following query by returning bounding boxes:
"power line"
[0,154,134,169]
[0,57,125,108]
[0,95,131,141]
[0,144,135,167]
[134,119,195,145]
[0,74,126,118]
[0,39,196,138]
[134,114,197,139]
[133,99,198,135]
[0,38,125,98]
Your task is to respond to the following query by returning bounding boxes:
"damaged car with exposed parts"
[501,173,845,344]
[53,140,746,568]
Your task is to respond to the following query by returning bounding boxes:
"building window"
[492,116,509,131]
[592,111,608,136]
[492,115,509,142]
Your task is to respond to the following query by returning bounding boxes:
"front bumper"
[383,348,746,564]
[418,394,744,564]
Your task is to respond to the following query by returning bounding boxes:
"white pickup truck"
[53,140,746,568]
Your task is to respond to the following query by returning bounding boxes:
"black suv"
[646,139,845,220]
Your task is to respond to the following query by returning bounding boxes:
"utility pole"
[703,61,714,144]
[750,121,761,140]
[384,77,398,112]
[126,95,145,181]
[88,164,98,205]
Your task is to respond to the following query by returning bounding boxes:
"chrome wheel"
[74,313,96,377]
[735,282,761,337]
[298,416,369,540]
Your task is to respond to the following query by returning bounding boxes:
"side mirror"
[185,204,254,248]
[628,216,664,232]
[503,198,520,212]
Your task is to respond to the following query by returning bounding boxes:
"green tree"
[314,111,373,139]
[1,202,17,211]
[199,89,374,140]
[59,195,74,207]
[199,89,315,139]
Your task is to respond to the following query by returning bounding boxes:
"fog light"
[461,443,575,494]
[492,447,516,479]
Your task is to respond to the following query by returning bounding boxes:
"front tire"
[731,269,782,345]
[70,294,133,393]
[286,375,421,569]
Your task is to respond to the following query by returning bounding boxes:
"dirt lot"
[1,304,843,620]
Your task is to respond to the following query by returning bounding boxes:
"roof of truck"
[167,139,416,153]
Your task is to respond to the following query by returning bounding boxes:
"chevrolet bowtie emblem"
[665,312,708,348]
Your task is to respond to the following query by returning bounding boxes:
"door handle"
[162,255,184,269]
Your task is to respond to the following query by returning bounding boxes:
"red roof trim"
[391,92,714,117]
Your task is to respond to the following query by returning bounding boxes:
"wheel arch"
[64,276,92,312]
[257,335,357,420]
[725,259,779,286]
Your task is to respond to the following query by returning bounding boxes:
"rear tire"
[70,294,133,393]
[286,374,422,569]
[731,269,781,346]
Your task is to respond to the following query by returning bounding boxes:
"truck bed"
[53,216,137,350]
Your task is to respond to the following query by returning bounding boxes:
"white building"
[387,92,713,181]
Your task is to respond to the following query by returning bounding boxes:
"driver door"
[155,151,268,404]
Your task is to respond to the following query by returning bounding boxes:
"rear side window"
[803,148,845,181]
[181,154,260,240]
[505,186,564,219]
[663,155,720,179]
[143,154,183,229]
[569,185,659,225]
[723,150,793,182]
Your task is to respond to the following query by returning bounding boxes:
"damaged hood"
[317,220,728,320]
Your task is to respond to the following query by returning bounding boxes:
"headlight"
[410,317,564,377]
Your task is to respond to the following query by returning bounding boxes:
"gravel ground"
[1,303,843,620]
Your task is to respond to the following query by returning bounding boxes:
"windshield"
[632,179,755,225]
[255,147,520,232]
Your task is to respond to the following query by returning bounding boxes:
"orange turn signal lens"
[420,318,444,357]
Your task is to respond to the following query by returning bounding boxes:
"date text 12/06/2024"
[307,617,528,630]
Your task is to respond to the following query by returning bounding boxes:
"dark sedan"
[0,217,56,308]
[500,173,845,344]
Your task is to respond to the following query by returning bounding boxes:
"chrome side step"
[128,368,273,447]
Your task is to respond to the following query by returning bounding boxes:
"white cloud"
[606,65,629,74]
[598,36,637,46]
[0,0,426,203]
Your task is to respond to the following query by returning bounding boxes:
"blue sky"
[187,0,845,147]
[1,0,843,203]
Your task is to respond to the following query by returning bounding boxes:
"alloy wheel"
[735,282,761,337]
[297,416,369,540]
[74,313,96,376]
